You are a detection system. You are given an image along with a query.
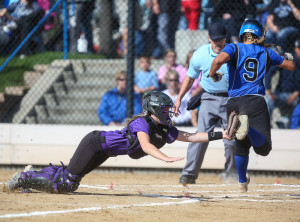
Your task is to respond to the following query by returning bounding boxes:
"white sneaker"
[239,174,250,192]
[236,115,249,140]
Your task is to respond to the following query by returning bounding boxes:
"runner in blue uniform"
[209,19,295,192]
[6,91,238,194]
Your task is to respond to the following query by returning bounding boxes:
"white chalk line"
[2,182,299,188]
[0,198,199,219]
[1,182,300,219]
[81,183,300,188]
[209,197,300,203]
[80,184,300,193]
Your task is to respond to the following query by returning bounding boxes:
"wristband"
[208,131,223,141]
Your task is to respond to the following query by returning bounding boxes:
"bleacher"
[12,59,164,125]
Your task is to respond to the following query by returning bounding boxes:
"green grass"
[0,52,106,92]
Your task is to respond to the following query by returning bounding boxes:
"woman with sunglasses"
[163,70,192,126]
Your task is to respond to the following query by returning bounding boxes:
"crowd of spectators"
[98,0,300,129]
[265,38,300,129]
[0,0,299,57]
[0,0,299,128]
[98,51,197,127]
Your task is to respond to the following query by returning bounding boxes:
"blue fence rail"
[0,0,68,73]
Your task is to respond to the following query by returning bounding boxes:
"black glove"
[211,72,224,82]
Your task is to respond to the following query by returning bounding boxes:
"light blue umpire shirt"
[187,43,229,93]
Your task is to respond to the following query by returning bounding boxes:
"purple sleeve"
[222,43,236,59]
[267,48,284,66]
[130,117,150,135]
[166,126,179,144]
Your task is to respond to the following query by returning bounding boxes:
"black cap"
[208,23,227,40]
[295,39,300,48]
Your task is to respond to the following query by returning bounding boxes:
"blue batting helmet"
[239,19,264,41]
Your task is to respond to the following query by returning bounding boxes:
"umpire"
[174,22,236,184]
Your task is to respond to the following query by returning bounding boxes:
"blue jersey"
[222,43,284,97]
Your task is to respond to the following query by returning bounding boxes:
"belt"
[205,91,228,97]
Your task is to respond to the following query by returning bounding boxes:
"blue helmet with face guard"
[239,19,264,41]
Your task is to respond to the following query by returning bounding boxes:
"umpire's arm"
[174,76,195,115]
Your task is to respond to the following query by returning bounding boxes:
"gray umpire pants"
[182,92,236,178]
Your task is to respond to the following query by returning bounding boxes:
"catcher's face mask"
[142,91,175,127]
[160,105,176,127]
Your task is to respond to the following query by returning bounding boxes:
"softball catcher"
[6,91,240,193]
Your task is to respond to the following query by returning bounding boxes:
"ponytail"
[242,27,281,51]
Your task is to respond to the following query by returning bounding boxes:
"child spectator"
[134,55,158,95]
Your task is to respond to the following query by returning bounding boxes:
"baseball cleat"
[236,115,249,140]
[239,174,250,192]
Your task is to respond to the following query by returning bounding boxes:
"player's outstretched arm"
[137,132,184,163]
[176,130,231,142]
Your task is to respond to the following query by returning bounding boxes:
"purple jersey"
[101,117,179,156]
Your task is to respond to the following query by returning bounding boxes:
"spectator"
[0,0,44,55]
[69,0,95,54]
[199,0,217,30]
[290,104,300,129]
[211,0,256,43]
[163,70,192,126]
[265,0,300,52]
[134,55,158,95]
[151,0,181,58]
[181,0,201,31]
[97,71,143,126]
[157,49,200,94]
[265,38,300,126]
[255,0,272,25]
[114,0,142,57]
[37,0,56,31]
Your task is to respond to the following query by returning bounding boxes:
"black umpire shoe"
[179,175,196,184]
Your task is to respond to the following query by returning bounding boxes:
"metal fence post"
[63,0,68,60]
[126,0,135,118]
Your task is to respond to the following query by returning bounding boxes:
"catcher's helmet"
[239,19,264,41]
[142,91,175,127]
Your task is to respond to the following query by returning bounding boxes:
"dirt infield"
[0,169,300,222]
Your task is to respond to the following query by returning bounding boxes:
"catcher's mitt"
[226,111,239,141]
[211,72,224,82]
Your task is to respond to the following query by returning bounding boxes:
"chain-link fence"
[0,0,299,128]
